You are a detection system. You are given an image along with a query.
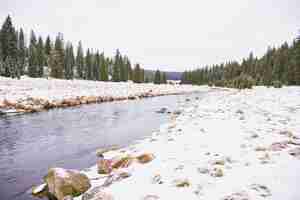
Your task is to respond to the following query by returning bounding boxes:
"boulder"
[210,167,224,177]
[82,186,114,200]
[172,178,190,187]
[288,147,300,158]
[31,183,48,198]
[97,159,113,174]
[156,108,167,114]
[269,142,288,151]
[111,155,134,169]
[44,168,91,200]
[135,153,155,164]
[249,184,271,197]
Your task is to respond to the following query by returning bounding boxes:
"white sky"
[1,0,299,71]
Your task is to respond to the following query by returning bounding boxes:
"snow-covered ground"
[0,76,202,113]
[80,86,300,200]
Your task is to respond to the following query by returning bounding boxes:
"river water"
[0,93,201,200]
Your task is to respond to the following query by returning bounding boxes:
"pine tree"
[0,15,19,77]
[49,33,64,79]
[64,42,75,79]
[36,36,45,77]
[161,72,167,84]
[85,48,93,80]
[154,70,161,84]
[18,28,26,75]
[76,41,84,79]
[100,53,108,81]
[94,51,101,81]
[112,49,121,82]
[28,30,38,77]
[133,63,141,83]
[45,35,52,57]
[295,32,300,85]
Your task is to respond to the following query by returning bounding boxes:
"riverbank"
[78,86,300,200]
[0,76,202,115]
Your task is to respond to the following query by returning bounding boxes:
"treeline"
[0,15,145,82]
[182,33,300,88]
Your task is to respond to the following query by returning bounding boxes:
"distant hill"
[144,70,182,81]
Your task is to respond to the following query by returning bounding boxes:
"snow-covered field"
[0,76,202,113]
[80,86,300,200]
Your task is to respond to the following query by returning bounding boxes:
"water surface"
[0,93,202,200]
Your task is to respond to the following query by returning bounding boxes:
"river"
[0,92,202,200]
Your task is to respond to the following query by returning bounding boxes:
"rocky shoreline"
[32,86,300,200]
[0,76,203,115]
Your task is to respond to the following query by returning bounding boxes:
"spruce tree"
[100,53,108,81]
[64,42,75,79]
[295,33,300,85]
[28,30,38,77]
[161,72,167,84]
[112,49,121,82]
[133,63,141,83]
[94,51,101,81]
[75,41,84,79]
[49,33,64,78]
[154,70,161,84]
[36,36,45,77]
[85,48,93,80]
[0,15,19,77]
[18,28,26,75]
[45,36,52,56]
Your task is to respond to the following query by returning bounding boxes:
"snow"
[0,76,203,104]
[78,86,300,200]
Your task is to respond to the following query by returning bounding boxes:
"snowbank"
[0,76,204,114]
[79,86,300,200]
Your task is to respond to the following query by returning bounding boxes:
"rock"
[141,195,160,200]
[173,110,182,115]
[288,139,300,146]
[210,167,224,177]
[156,108,167,114]
[249,184,271,197]
[279,130,295,138]
[236,109,244,114]
[258,153,271,164]
[63,195,73,200]
[97,159,113,174]
[222,191,250,200]
[44,168,91,200]
[197,167,209,174]
[173,178,190,187]
[251,133,259,138]
[111,155,134,169]
[96,146,119,157]
[135,153,155,164]
[151,174,163,184]
[31,183,48,198]
[82,186,114,200]
[255,146,267,151]
[102,171,132,187]
[269,142,288,151]
[288,147,300,158]
[210,158,225,165]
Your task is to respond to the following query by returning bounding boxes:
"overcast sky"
[1,0,299,71]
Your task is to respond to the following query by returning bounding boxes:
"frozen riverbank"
[0,76,202,115]
[78,86,300,200]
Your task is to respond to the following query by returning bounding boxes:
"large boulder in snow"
[44,168,91,200]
